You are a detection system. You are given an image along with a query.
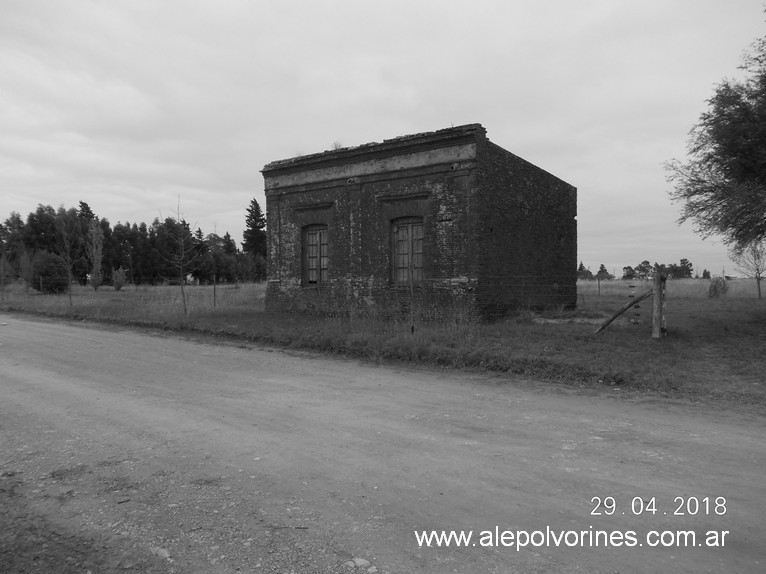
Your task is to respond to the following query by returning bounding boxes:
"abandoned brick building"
[262,124,577,321]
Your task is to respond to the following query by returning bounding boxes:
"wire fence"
[1,273,760,322]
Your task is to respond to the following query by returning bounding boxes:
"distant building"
[262,124,576,321]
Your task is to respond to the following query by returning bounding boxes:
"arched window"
[303,224,328,285]
[392,217,423,286]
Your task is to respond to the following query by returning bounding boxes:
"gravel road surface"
[1,314,764,573]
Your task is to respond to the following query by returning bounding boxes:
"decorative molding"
[379,192,431,204]
[293,201,335,212]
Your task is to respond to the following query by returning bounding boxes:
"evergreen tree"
[242,198,267,258]
[77,201,95,221]
[222,232,237,256]
[576,261,594,280]
[595,264,613,280]
[1,212,25,275]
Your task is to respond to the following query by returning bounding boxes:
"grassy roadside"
[1,281,764,409]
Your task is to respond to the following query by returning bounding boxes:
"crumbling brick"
[262,124,576,321]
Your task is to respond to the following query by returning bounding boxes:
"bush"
[113,266,127,291]
[31,252,69,294]
[708,276,729,298]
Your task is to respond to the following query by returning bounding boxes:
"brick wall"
[474,136,577,317]
[264,124,577,322]
[265,172,482,320]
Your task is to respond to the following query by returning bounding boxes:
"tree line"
[577,258,705,281]
[0,198,267,293]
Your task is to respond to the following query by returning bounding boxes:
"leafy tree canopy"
[621,266,636,280]
[3,202,262,285]
[666,30,766,246]
[595,264,614,280]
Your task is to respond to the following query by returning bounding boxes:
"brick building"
[262,124,576,321]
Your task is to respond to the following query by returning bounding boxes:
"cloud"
[1,0,763,275]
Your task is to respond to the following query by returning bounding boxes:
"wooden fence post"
[593,288,653,335]
[652,274,667,338]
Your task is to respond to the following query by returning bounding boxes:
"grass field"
[2,279,764,409]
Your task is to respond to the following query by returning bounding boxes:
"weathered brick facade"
[262,124,576,321]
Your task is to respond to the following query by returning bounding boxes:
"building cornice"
[262,123,486,176]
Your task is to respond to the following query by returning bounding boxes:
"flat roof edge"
[262,123,486,174]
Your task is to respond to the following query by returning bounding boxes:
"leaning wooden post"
[593,288,653,334]
[651,274,667,338]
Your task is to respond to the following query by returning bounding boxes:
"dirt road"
[1,314,764,573]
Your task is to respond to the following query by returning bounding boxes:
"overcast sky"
[1,0,764,277]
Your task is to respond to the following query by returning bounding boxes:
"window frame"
[302,224,328,286]
[391,217,424,287]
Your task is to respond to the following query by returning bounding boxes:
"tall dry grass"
[578,278,761,299]
[0,281,266,324]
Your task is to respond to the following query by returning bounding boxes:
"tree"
[16,248,33,292]
[242,198,267,258]
[666,30,766,246]
[200,233,238,283]
[77,201,95,221]
[577,261,594,280]
[702,269,711,279]
[679,258,694,279]
[666,258,694,279]
[154,215,202,317]
[53,207,85,306]
[31,251,69,294]
[1,212,25,276]
[731,240,765,298]
[97,217,115,285]
[0,223,7,299]
[222,232,238,256]
[86,218,104,290]
[113,266,127,291]
[131,221,153,285]
[634,260,653,280]
[595,264,613,281]
[24,204,59,253]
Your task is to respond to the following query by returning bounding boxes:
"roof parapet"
[262,123,486,174]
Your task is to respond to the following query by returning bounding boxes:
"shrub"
[31,252,69,294]
[708,276,729,298]
[113,266,127,291]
